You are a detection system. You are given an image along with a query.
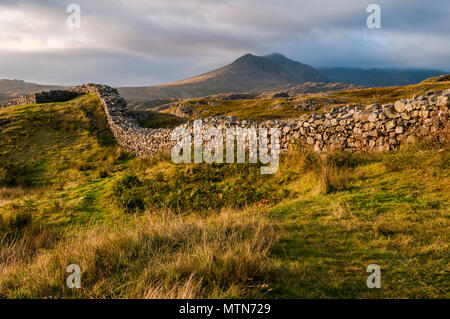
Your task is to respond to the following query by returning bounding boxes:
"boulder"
[383,105,397,119]
[385,121,395,130]
[394,100,406,113]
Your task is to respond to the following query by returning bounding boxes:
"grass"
[0,94,133,227]
[0,210,277,298]
[0,84,449,298]
[111,162,291,215]
[266,143,449,298]
[136,111,187,129]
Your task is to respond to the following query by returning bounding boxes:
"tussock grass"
[0,210,278,299]
[320,165,353,194]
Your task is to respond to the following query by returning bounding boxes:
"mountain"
[118,53,328,102]
[2,60,446,107]
[318,68,446,87]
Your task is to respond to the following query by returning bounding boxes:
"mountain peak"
[233,53,258,62]
[264,52,287,58]
[235,52,287,61]
[119,53,329,99]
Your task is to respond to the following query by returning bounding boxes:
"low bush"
[112,174,145,213]
[0,161,33,187]
[326,149,365,168]
[6,211,33,232]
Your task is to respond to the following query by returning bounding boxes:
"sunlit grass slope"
[157,78,450,120]
[0,88,448,298]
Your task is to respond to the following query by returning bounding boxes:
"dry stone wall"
[73,84,449,157]
[2,84,449,157]
[1,90,82,108]
[71,84,176,157]
[275,91,450,152]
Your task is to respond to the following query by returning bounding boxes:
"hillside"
[0,81,449,298]
[0,79,65,103]
[319,68,446,87]
[0,94,7,104]
[158,76,450,120]
[269,82,365,97]
[118,53,328,102]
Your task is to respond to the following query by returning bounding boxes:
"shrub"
[112,163,290,214]
[143,164,289,213]
[0,161,33,187]
[5,211,33,233]
[303,149,322,173]
[326,149,364,168]
[112,174,145,213]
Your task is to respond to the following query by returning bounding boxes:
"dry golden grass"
[0,209,278,299]
[319,166,353,194]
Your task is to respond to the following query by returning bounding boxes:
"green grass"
[137,111,187,128]
[0,94,132,227]
[0,87,448,298]
[264,145,449,298]
[162,97,327,120]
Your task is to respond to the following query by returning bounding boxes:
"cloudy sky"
[0,0,449,86]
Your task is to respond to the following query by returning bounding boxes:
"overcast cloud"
[0,0,449,86]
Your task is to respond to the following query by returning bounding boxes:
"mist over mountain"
[318,68,446,87]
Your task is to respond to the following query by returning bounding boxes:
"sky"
[0,0,449,86]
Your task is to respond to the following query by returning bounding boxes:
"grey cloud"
[0,0,448,85]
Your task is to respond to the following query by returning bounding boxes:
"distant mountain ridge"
[0,79,65,103]
[319,68,446,87]
[118,53,328,101]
